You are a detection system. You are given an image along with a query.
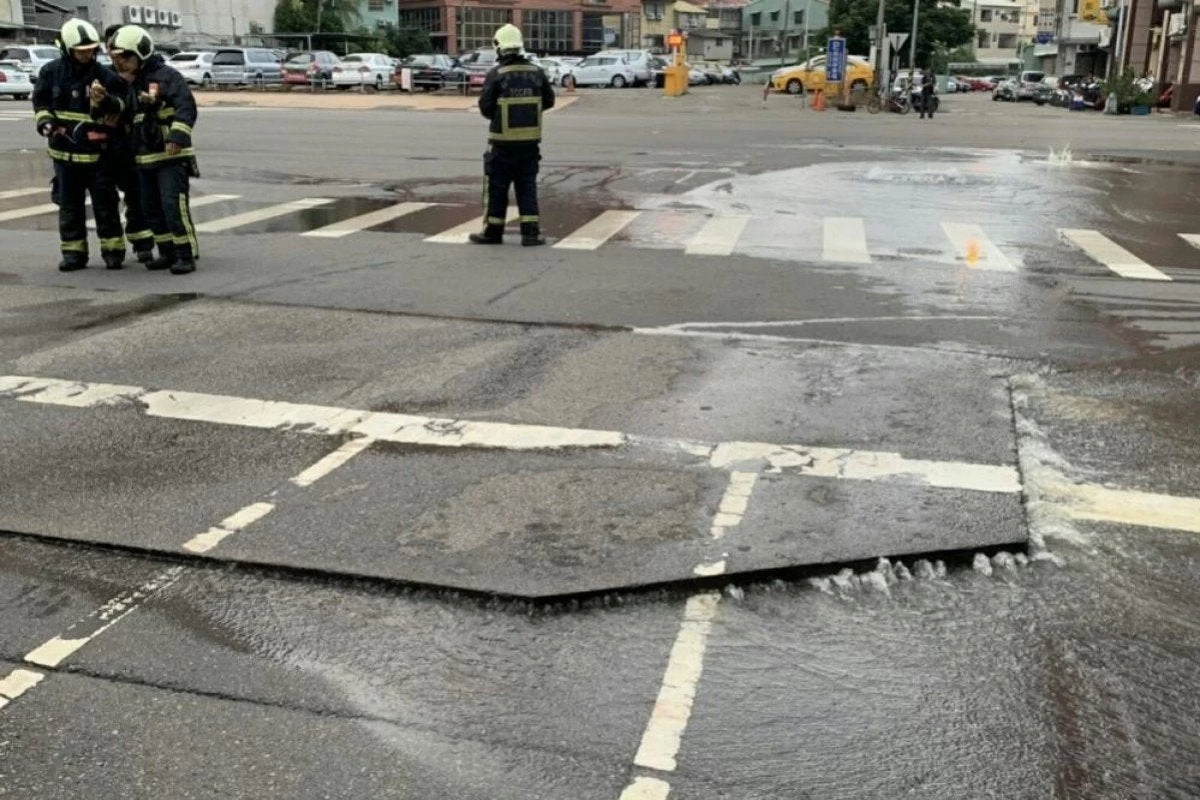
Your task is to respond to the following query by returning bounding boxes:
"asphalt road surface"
[1,87,1199,799]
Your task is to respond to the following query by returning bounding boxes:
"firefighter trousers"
[482,145,540,237]
[106,152,154,256]
[54,160,124,262]
[139,159,198,260]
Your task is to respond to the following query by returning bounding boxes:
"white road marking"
[86,194,242,230]
[554,210,640,250]
[302,201,434,238]
[0,187,44,201]
[0,201,57,223]
[182,502,276,553]
[24,567,185,668]
[194,197,332,233]
[692,560,727,577]
[822,217,871,264]
[1180,233,1200,250]
[1058,229,1171,281]
[710,471,757,538]
[0,669,44,709]
[709,441,1021,494]
[685,215,750,256]
[618,776,672,800]
[1050,482,1200,534]
[425,207,517,244]
[940,222,1016,271]
[290,437,375,487]
[631,592,721,773]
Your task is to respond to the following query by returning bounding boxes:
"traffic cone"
[566,74,576,93]
[813,89,825,111]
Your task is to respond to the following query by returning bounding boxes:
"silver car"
[211,48,283,87]
[0,60,34,100]
[0,45,59,79]
[166,51,217,88]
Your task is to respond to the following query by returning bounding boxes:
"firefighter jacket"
[129,53,198,167]
[479,55,556,146]
[32,55,128,164]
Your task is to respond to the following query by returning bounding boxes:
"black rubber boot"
[103,254,125,270]
[57,257,87,272]
[170,256,196,275]
[135,249,155,265]
[468,224,505,245]
[520,223,545,247]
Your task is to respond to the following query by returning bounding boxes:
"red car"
[282,51,339,86]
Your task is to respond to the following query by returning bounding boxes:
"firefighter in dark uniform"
[108,25,199,275]
[102,24,155,265]
[469,23,556,247]
[32,19,129,271]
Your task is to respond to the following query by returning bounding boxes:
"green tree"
[273,0,360,34]
[826,0,975,68]
[378,24,433,58]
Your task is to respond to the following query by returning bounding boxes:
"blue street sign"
[826,36,847,83]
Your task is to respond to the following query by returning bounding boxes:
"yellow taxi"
[770,54,875,94]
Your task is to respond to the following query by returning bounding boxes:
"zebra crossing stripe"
[194,198,331,233]
[86,194,240,230]
[685,215,750,256]
[425,208,518,244]
[822,217,871,264]
[0,187,43,201]
[1180,233,1200,250]
[554,210,640,250]
[303,201,434,238]
[941,222,1016,272]
[1059,229,1171,281]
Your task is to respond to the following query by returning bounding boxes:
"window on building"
[997,33,1018,48]
[750,12,762,25]
[645,2,664,19]
[980,9,993,21]
[526,10,574,54]
[769,10,780,21]
[367,0,385,11]
[582,12,605,51]
[793,10,804,24]
[458,7,512,51]
[977,30,989,48]
[399,7,443,34]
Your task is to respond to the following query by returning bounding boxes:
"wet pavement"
[1,88,1198,796]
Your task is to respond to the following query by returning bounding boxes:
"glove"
[37,121,53,137]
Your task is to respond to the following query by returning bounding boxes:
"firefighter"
[107,25,199,275]
[469,23,556,247]
[32,18,129,271]
[102,24,155,266]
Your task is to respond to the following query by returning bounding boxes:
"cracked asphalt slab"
[2,87,1199,795]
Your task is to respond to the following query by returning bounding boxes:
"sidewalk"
[196,89,579,113]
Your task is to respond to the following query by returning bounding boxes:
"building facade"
[970,0,1039,68]
[395,0,640,55]
[1112,0,1199,111]
[741,0,828,61]
[53,1,278,47]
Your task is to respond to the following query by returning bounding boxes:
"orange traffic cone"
[812,89,825,111]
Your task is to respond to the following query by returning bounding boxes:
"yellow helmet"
[60,18,102,51]
[493,23,524,54]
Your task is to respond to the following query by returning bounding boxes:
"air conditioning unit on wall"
[157,9,170,25]
[124,5,142,23]
[1168,13,1187,35]
[142,7,156,26]
[170,11,181,27]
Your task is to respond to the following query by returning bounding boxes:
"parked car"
[597,49,654,86]
[0,59,33,100]
[165,51,216,88]
[456,48,498,90]
[396,54,458,90]
[569,54,637,87]
[1033,75,1058,105]
[945,77,959,93]
[771,54,874,94]
[0,44,58,78]
[282,51,339,87]
[211,47,283,87]
[533,56,570,85]
[331,53,394,90]
[992,78,1017,101]
[1016,70,1046,101]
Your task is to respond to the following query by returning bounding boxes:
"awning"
[674,1,709,14]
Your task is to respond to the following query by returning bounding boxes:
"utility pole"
[873,0,887,90]
[908,0,920,84]
[780,0,791,66]
[803,0,811,60]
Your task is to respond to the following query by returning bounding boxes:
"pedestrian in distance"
[919,68,936,120]
[101,24,156,266]
[107,25,200,275]
[32,18,130,272]
[469,23,556,247]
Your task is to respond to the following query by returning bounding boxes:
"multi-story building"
[741,0,828,61]
[396,0,640,55]
[56,1,277,47]
[1111,0,1198,111]
[970,0,1038,68]
[1050,0,1108,76]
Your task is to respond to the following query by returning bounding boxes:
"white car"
[0,45,59,79]
[166,52,216,88]
[331,53,394,90]
[569,54,636,88]
[598,49,654,86]
[533,56,568,85]
[0,60,33,100]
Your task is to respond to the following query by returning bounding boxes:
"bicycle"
[866,88,911,114]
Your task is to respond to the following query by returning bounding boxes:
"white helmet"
[60,18,102,51]
[108,24,154,60]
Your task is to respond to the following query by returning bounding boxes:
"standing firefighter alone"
[469,24,556,247]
